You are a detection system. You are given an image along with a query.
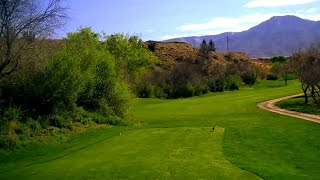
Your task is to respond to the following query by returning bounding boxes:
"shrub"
[173,83,195,98]
[266,74,278,80]
[225,75,241,90]
[48,115,72,129]
[26,119,42,134]
[138,84,155,98]
[207,78,226,92]
[14,122,28,135]
[194,84,209,96]
[147,41,157,52]
[3,107,22,122]
[0,135,18,150]
[241,72,257,87]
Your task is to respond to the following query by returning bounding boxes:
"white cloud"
[160,34,194,40]
[306,8,318,14]
[144,29,154,33]
[244,0,317,8]
[177,13,270,32]
[159,9,320,40]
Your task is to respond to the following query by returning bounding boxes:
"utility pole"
[227,36,230,53]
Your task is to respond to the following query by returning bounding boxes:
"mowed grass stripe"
[0,127,260,179]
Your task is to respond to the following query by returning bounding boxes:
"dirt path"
[257,94,320,124]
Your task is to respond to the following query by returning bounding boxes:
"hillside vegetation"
[139,40,268,99]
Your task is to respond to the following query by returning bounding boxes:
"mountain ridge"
[165,15,320,57]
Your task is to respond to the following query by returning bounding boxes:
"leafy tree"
[271,56,290,85]
[104,34,156,86]
[43,28,132,117]
[240,62,259,87]
[289,44,320,105]
[271,62,290,85]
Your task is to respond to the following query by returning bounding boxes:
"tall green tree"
[271,56,290,86]
[44,28,132,117]
[104,34,157,86]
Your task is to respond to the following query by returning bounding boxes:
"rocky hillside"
[145,41,253,69]
[145,41,198,69]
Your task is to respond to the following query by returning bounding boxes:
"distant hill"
[165,15,320,57]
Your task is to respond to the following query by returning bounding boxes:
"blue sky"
[60,0,320,40]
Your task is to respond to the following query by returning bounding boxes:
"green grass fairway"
[1,80,320,179]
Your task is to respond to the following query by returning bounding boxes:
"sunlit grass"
[1,80,319,179]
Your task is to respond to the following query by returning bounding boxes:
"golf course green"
[1,80,319,179]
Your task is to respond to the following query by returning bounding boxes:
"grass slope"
[1,80,319,179]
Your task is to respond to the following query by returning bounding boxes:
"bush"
[91,114,125,126]
[26,119,42,133]
[286,73,296,80]
[173,83,195,98]
[194,84,209,96]
[49,115,72,129]
[3,107,22,122]
[138,84,155,98]
[225,75,241,90]
[207,78,226,92]
[241,72,257,87]
[147,41,157,52]
[0,135,18,150]
[266,74,278,80]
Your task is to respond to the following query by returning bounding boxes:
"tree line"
[138,39,264,98]
[0,0,158,149]
[267,45,320,105]
[290,44,320,105]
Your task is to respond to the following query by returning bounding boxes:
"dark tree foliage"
[208,39,216,52]
[270,55,290,85]
[271,55,287,63]
[199,39,216,59]
[147,41,156,52]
